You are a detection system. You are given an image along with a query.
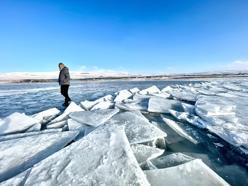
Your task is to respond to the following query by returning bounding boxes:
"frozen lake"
[0,79,247,185]
[0,80,202,117]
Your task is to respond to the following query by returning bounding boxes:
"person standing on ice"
[58,63,71,107]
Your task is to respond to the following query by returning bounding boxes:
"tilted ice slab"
[69,109,119,127]
[169,110,207,129]
[67,119,95,139]
[147,153,194,169]
[148,96,181,114]
[21,127,150,186]
[49,102,84,124]
[139,85,160,95]
[0,129,64,142]
[114,89,133,102]
[104,111,167,144]
[162,116,198,144]
[145,159,229,186]
[115,98,149,111]
[91,100,114,110]
[0,131,79,182]
[0,112,39,135]
[32,108,60,124]
[129,87,140,94]
[131,144,164,164]
[80,95,113,110]
[170,89,197,102]
[0,169,30,186]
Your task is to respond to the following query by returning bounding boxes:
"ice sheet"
[69,109,119,127]
[145,159,229,186]
[0,131,78,182]
[23,127,150,186]
[0,112,39,135]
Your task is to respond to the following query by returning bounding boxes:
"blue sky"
[0,0,248,74]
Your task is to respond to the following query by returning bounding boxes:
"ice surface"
[32,108,60,124]
[91,100,114,110]
[104,111,167,144]
[139,85,160,95]
[162,116,198,144]
[181,102,195,114]
[0,129,64,142]
[145,159,229,186]
[115,98,149,111]
[0,131,78,182]
[147,152,194,169]
[49,102,84,124]
[0,169,30,186]
[148,97,181,113]
[131,144,164,164]
[169,110,207,129]
[80,95,113,110]
[0,112,39,135]
[114,89,133,102]
[69,109,119,127]
[129,87,140,94]
[22,127,150,186]
[46,120,67,129]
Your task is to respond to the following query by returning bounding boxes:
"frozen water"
[139,85,160,95]
[104,111,167,144]
[0,131,78,182]
[0,112,39,135]
[114,89,133,102]
[22,127,150,186]
[129,87,140,94]
[49,102,84,124]
[69,109,119,127]
[80,95,113,110]
[32,108,60,124]
[115,98,149,111]
[131,144,164,164]
[145,159,229,186]
[148,97,181,113]
[91,100,114,110]
[147,152,194,169]
[0,169,30,186]
[162,117,198,144]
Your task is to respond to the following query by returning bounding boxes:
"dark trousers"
[60,85,71,104]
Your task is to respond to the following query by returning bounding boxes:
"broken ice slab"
[170,89,197,102]
[139,85,160,95]
[0,169,31,186]
[162,116,198,144]
[80,95,113,110]
[22,127,150,186]
[0,112,40,136]
[67,118,94,140]
[129,87,140,94]
[131,144,164,164]
[49,102,84,124]
[69,109,119,127]
[46,120,67,129]
[145,153,194,169]
[169,110,207,129]
[181,102,195,115]
[25,123,41,132]
[0,129,64,142]
[32,108,60,124]
[114,89,133,102]
[90,100,114,110]
[145,159,229,186]
[0,131,79,182]
[207,125,248,148]
[148,96,181,114]
[115,98,149,111]
[104,111,167,144]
